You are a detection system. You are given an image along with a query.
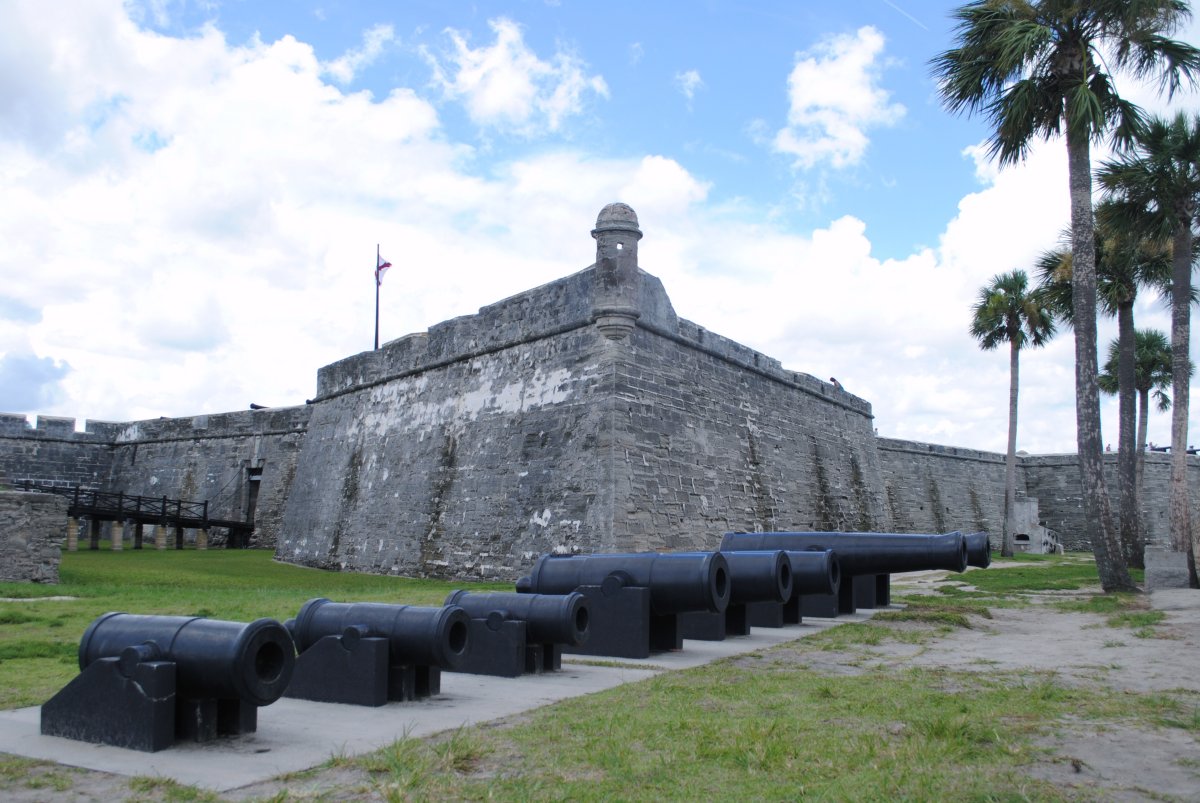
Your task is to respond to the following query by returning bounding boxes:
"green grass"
[0,549,1186,802]
[127,774,221,801]
[1051,593,1168,636]
[346,661,1159,801]
[0,548,506,708]
[965,559,1103,593]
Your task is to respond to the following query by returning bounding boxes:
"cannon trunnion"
[41,613,295,752]
[676,550,793,640]
[741,549,842,628]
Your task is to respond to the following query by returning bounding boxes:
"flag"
[375,253,392,286]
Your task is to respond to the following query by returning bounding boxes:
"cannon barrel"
[721,531,968,575]
[78,612,294,706]
[722,551,792,604]
[783,549,841,595]
[518,551,730,614]
[444,590,589,647]
[292,599,470,670]
[963,532,991,568]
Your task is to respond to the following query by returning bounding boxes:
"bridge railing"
[15,481,211,526]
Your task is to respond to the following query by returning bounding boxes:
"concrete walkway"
[0,610,876,793]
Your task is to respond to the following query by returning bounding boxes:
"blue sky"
[2,0,1199,455]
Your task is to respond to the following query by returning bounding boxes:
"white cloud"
[773,26,904,169]
[425,18,608,135]
[675,69,704,103]
[3,1,1197,458]
[322,24,396,85]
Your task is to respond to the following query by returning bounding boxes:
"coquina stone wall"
[1023,451,1200,551]
[277,204,886,579]
[0,414,119,489]
[877,438,1015,537]
[0,490,66,583]
[0,408,309,549]
[104,407,310,548]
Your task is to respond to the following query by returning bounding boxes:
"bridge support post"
[89,519,100,551]
[111,521,124,552]
[155,525,167,550]
[197,529,208,550]
[66,518,79,552]
[134,523,144,550]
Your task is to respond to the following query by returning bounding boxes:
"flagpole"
[374,243,380,351]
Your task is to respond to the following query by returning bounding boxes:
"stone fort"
[2,204,1196,580]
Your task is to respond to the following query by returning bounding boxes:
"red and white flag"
[375,253,392,286]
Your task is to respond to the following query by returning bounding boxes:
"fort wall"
[0,408,308,549]
[877,438,1013,537]
[0,490,65,583]
[2,204,1196,574]
[0,415,118,489]
[1023,451,1200,551]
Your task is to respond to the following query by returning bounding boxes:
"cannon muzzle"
[783,549,841,595]
[963,531,991,568]
[444,590,590,647]
[78,612,294,706]
[722,550,793,604]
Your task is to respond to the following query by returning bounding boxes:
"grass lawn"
[0,548,508,709]
[0,550,1191,801]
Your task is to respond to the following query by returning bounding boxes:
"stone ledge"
[1145,548,1193,593]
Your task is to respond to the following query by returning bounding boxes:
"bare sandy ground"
[806,571,1200,802]
[3,574,1198,801]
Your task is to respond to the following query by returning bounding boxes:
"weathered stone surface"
[877,439,1011,537]
[0,490,65,583]
[1144,548,1193,592]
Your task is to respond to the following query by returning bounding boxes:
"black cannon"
[283,599,470,706]
[741,549,842,628]
[41,613,294,752]
[964,531,992,568]
[722,531,969,615]
[516,551,730,658]
[677,550,792,640]
[443,590,589,677]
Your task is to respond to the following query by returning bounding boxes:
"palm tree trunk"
[1136,388,1149,542]
[1116,302,1141,567]
[1003,338,1019,558]
[1168,221,1197,587]
[1066,126,1134,592]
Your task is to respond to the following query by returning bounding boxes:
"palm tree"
[1098,113,1200,588]
[1099,329,1176,566]
[1035,216,1171,569]
[971,270,1055,557]
[933,1,1199,592]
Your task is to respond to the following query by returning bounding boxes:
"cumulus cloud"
[2,0,1195,456]
[424,18,608,135]
[773,26,904,169]
[322,24,396,85]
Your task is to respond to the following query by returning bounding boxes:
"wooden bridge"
[15,481,254,549]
